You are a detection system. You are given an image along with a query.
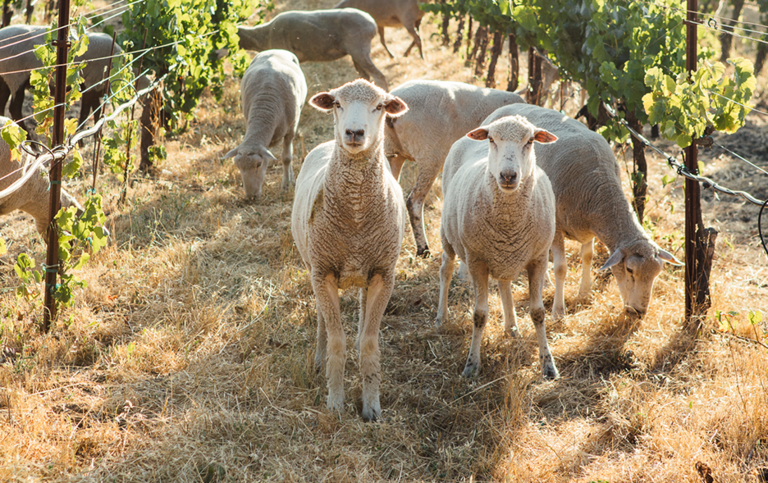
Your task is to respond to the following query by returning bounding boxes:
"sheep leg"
[578,238,594,298]
[314,304,327,373]
[528,254,559,380]
[281,134,295,191]
[0,80,10,116]
[350,49,388,91]
[9,88,27,133]
[406,159,441,257]
[378,26,395,59]
[435,239,456,327]
[499,280,520,337]
[78,89,100,128]
[359,273,392,422]
[312,272,345,413]
[551,231,567,319]
[402,18,424,60]
[462,260,490,378]
[356,287,366,353]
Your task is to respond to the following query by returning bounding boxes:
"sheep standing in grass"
[291,79,408,421]
[238,9,389,91]
[0,117,82,236]
[436,114,559,379]
[0,25,124,132]
[223,50,307,199]
[334,0,425,60]
[384,80,525,257]
[481,104,682,318]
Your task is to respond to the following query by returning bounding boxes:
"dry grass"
[1,1,768,481]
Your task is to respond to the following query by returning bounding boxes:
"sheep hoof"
[326,392,344,413]
[507,327,521,338]
[416,247,431,258]
[542,363,560,380]
[552,307,565,320]
[461,361,480,378]
[313,355,325,374]
[361,400,381,422]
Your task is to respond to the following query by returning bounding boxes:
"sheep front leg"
[281,134,295,191]
[435,239,456,327]
[462,261,490,378]
[312,272,345,413]
[358,273,392,421]
[578,238,594,298]
[314,305,327,373]
[377,26,395,59]
[528,255,559,380]
[499,280,520,337]
[406,159,441,257]
[551,231,567,319]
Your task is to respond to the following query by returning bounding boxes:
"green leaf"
[63,149,83,179]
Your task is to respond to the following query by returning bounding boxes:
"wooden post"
[684,0,716,322]
[43,0,70,331]
[506,33,519,92]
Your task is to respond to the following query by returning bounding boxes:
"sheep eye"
[333,101,341,108]
[376,104,383,111]
[626,267,634,275]
[526,138,534,145]
[488,136,495,144]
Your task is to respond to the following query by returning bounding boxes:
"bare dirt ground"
[0,0,767,481]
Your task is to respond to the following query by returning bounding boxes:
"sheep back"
[334,0,423,28]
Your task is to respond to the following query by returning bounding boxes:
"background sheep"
[238,9,389,90]
[333,0,425,60]
[384,79,525,256]
[436,114,559,379]
[223,50,307,198]
[0,25,125,133]
[291,79,407,421]
[0,117,82,236]
[481,104,682,318]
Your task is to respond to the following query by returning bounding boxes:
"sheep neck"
[243,98,282,149]
[588,181,650,252]
[323,142,389,223]
[482,168,536,233]
[238,25,268,51]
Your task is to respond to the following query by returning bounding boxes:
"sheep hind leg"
[406,159,441,257]
[312,273,345,414]
[551,231,567,320]
[359,274,392,421]
[9,89,28,134]
[314,300,327,373]
[528,254,559,379]
[578,238,594,298]
[499,279,520,337]
[462,261,490,378]
[435,238,456,327]
[350,50,388,91]
[378,26,395,59]
[402,18,424,60]
[0,80,10,116]
[281,134,295,191]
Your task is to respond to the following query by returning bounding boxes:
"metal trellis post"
[42,0,70,331]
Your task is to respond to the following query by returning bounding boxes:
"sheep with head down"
[437,114,560,380]
[291,79,408,421]
[224,50,307,199]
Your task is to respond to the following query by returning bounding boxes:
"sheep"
[436,114,559,379]
[333,0,425,60]
[0,25,126,133]
[0,117,82,236]
[238,9,389,91]
[291,79,408,421]
[384,80,525,256]
[480,104,683,318]
[223,50,307,199]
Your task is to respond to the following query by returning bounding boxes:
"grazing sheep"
[238,9,389,91]
[481,104,682,318]
[334,0,425,60]
[223,50,307,198]
[291,79,408,421]
[436,114,559,379]
[0,25,125,132]
[384,80,525,256]
[0,117,82,236]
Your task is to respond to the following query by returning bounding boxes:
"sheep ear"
[223,147,239,159]
[384,96,408,117]
[467,127,489,141]
[264,149,277,164]
[534,129,557,144]
[310,93,335,112]
[657,248,684,266]
[599,249,625,271]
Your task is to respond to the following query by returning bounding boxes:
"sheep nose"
[499,171,518,186]
[345,129,365,144]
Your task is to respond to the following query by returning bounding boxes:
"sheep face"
[601,241,683,316]
[467,115,556,193]
[310,79,408,156]
[223,145,277,199]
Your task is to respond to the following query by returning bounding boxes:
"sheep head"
[223,145,277,199]
[310,79,408,156]
[467,115,557,193]
[600,240,683,317]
